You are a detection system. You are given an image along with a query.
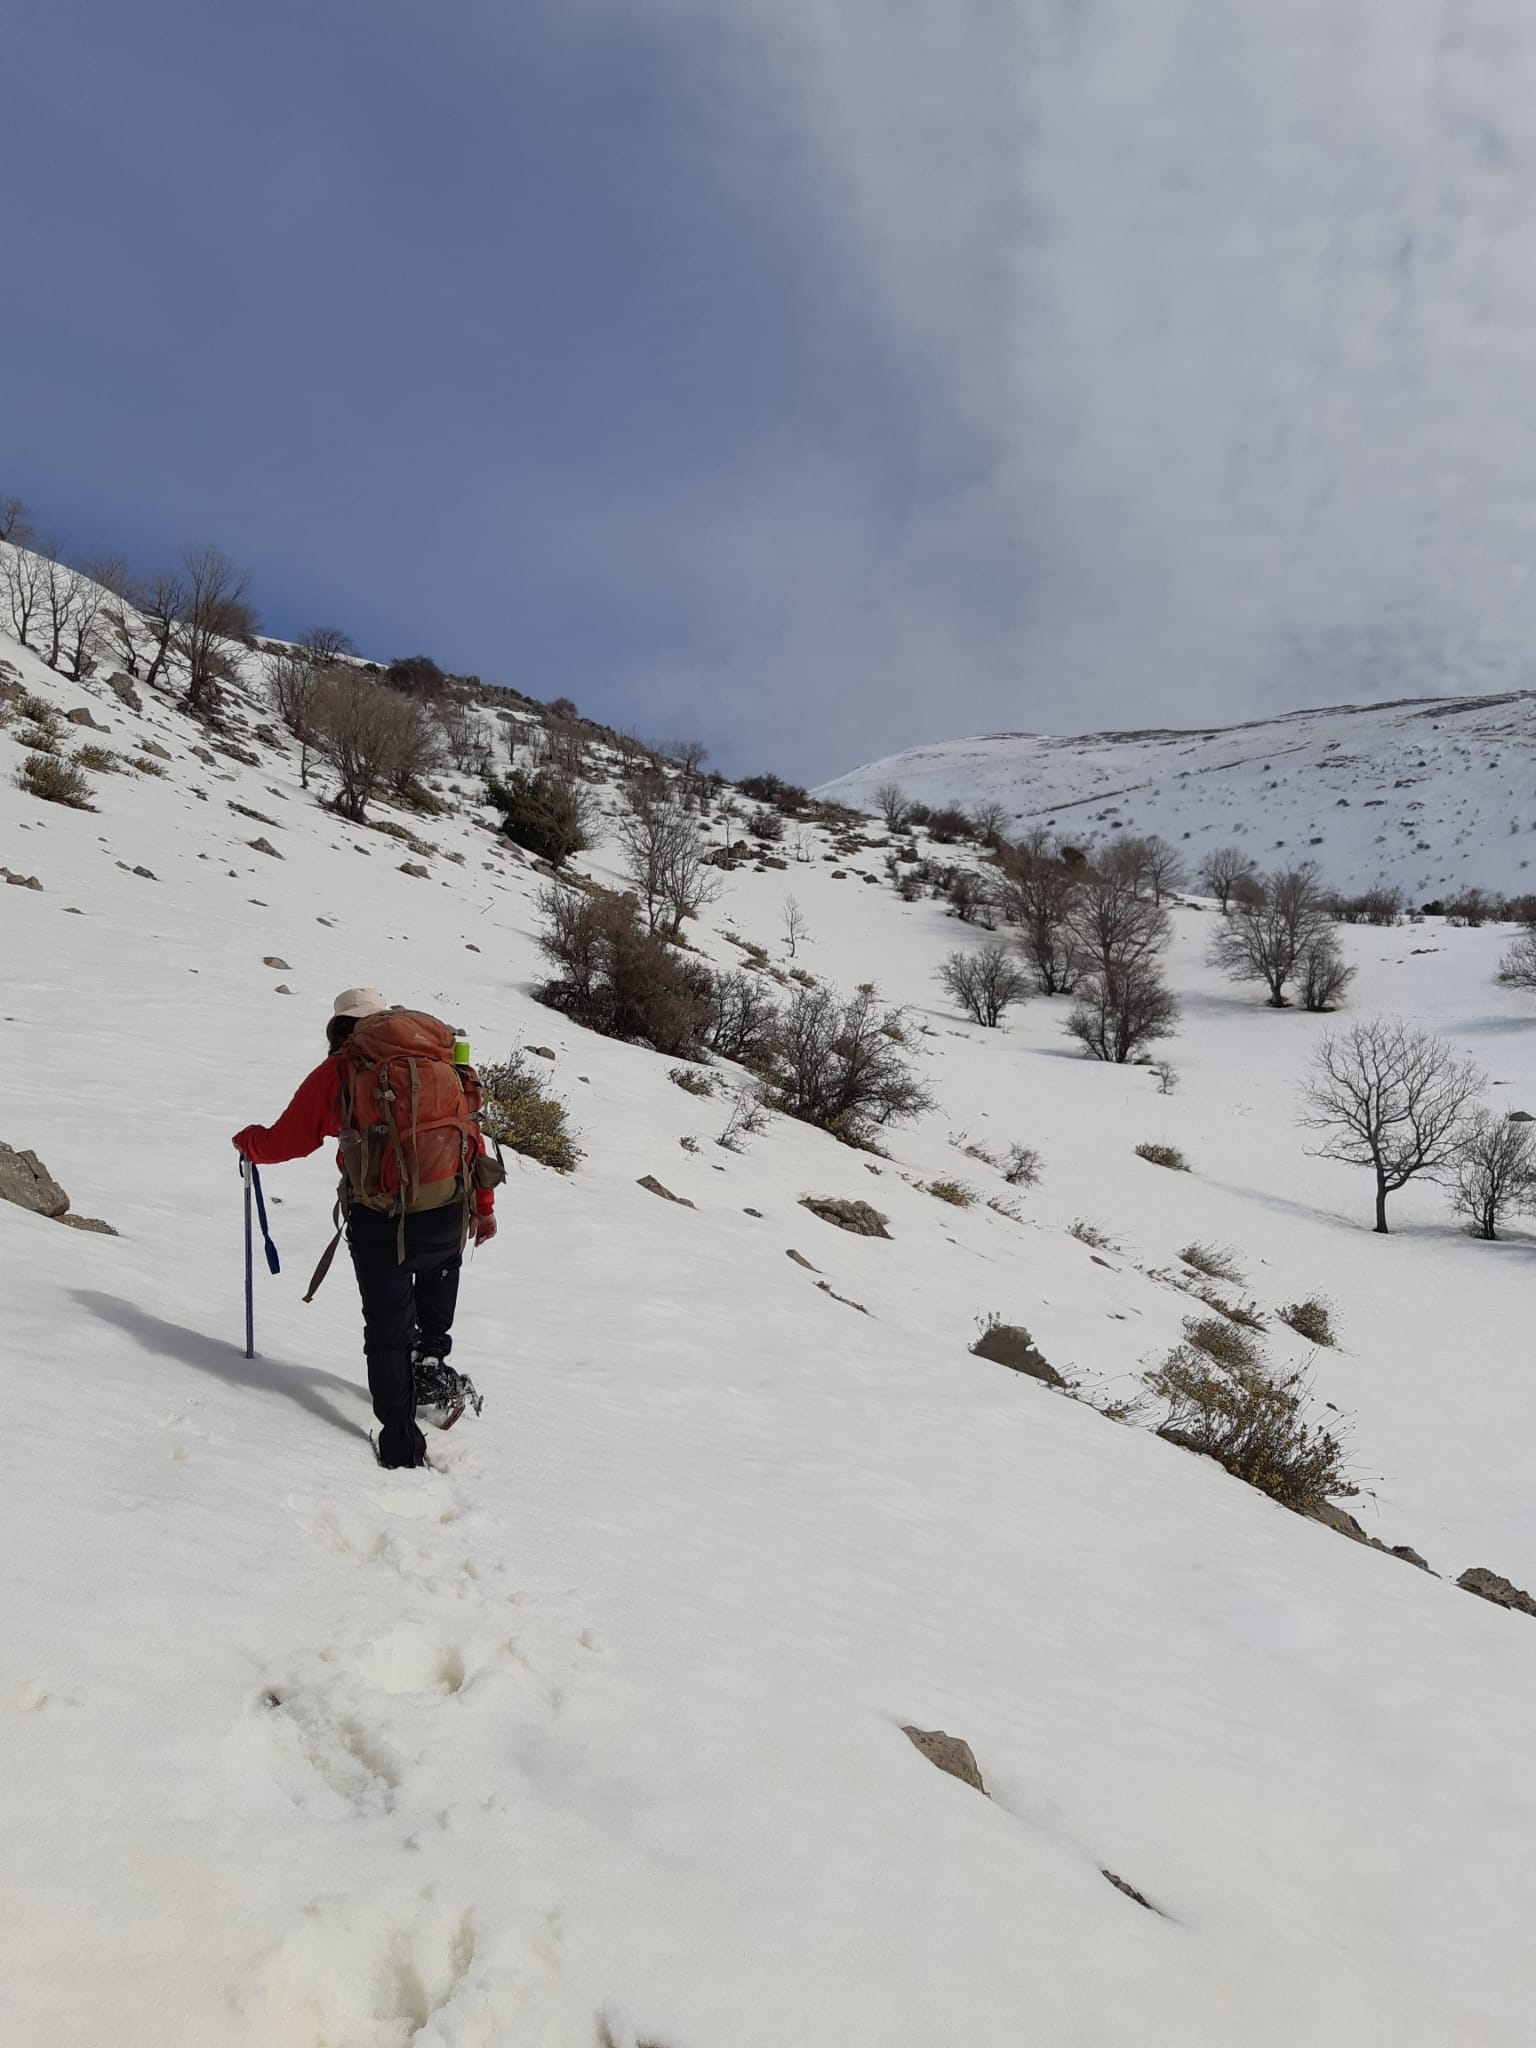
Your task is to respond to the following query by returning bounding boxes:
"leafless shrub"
[716,1086,770,1152]
[1135,1141,1189,1171]
[534,884,715,1057]
[1183,1315,1262,1371]
[938,942,1030,1026]
[1278,1298,1336,1346]
[669,1065,718,1098]
[1300,1017,1484,1233]
[1197,845,1256,912]
[874,781,910,831]
[1448,1109,1536,1240]
[1068,1218,1117,1250]
[73,744,121,773]
[765,982,933,1147]
[1496,926,1536,992]
[1151,1059,1179,1094]
[927,1179,976,1207]
[1299,933,1355,1013]
[1002,1143,1042,1188]
[1067,960,1179,1062]
[313,671,432,824]
[705,970,781,1070]
[620,785,723,936]
[266,649,326,787]
[1180,1242,1246,1285]
[175,545,257,715]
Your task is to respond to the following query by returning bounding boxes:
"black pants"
[347,1203,464,1467]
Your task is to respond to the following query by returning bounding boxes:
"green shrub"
[1279,1298,1336,1347]
[487,766,595,865]
[1145,1345,1355,1512]
[477,1051,579,1171]
[1135,1142,1189,1171]
[668,1065,717,1098]
[927,1179,976,1207]
[14,751,95,809]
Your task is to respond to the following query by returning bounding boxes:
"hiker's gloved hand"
[473,1212,497,1246]
[232,1127,261,1158]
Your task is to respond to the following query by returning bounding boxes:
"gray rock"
[248,838,282,859]
[59,1213,118,1235]
[786,1248,820,1271]
[66,705,107,730]
[901,1726,986,1795]
[526,1045,557,1060]
[263,956,291,970]
[132,865,157,880]
[799,1195,891,1238]
[971,1321,1064,1386]
[399,861,430,878]
[139,740,172,761]
[191,745,216,766]
[106,673,142,713]
[1102,1870,1160,1913]
[1508,1110,1534,1123]
[2,869,42,891]
[1458,1567,1536,1617]
[637,1174,694,1209]
[0,1143,70,1219]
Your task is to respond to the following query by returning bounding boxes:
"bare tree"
[37,547,75,669]
[1099,835,1151,892]
[313,671,426,823]
[137,567,187,690]
[1449,1110,1536,1240]
[1066,959,1179,1063]
[766,983,932,1143]
[1300,1018,1485,1233]
[1141,836,1185,904]
[1496,927,1536,993]
[998,840,1080,994]
[1210,865,1335,1007]
[0,496,32,545]
[436,694,490,775]
[1065,874,1171,980]
[662,738,709,791]
[782,894,808,958]
[174,546,256,714]
[267,649,327,787]
[619,786,721,938]
[56,560,110,679]
[300,625,355,665]
[972,799,1009,847]
[1299,933,1355,1013]
[0,542,45,649]
[939,943,1030,1027]
[874,781,910,832]
[1198,845,1257,912]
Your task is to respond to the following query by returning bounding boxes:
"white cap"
[332,986,388,1020]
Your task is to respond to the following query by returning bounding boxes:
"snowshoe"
[413,1351,483,1432]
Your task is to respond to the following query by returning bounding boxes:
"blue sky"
[8,3,1536,780]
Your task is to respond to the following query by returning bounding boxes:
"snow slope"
[4,627,1536,2046]
[818,694,1536,899]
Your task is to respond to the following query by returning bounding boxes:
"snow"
[817,694,1536,898]
[4,611,1536,2044]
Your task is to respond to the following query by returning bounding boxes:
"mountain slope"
[4,629,1536,2046]
[818,693,1536,897]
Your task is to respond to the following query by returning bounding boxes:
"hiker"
[232,988,501,1468]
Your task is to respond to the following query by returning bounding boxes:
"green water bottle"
[453,1026,472,1067]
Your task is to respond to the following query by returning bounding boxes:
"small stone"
[2,869,43,891]
[971,1322,1063,1387]
[132,865,157,880]
[58,1214,118,1235]
[637,1174,694,1208]
[1102,1870,1160,1913]
[263,956,290,970]
[526,1046,557,1060]
[901,1726,986,1795]
[139,740,172,761]
[399,861,430,878]
[274,984,292,995]
[191,745,216,766]
[743,1207,763,1217]
[465,942,480,952]
[799,1196,890,1238]
[248,838,282,859]
[786,1248,820,1270]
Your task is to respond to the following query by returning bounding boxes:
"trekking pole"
[241,1157,255,1359]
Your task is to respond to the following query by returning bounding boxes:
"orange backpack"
[303,1009,503,1300]
[338,1010,482,1216]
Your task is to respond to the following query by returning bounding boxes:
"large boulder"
[799,1196,890,1238]
[0,1143,70,1219]
[971,1321,1064,1387]
[1458,1568,1536,1617]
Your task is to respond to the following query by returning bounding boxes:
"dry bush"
[1183,1316,1262,1371]
[1069,1218,1117,1250]
[1135,1142,1189,1171]
[669,1065,717,1098]
[1003,1143,1042,1187]
[938,942,1029,1026]
[314,671,432,824]
[73,744,122,773]
[1145,1346,1355,1512]
[716,1086,770,1153]
[1448,1107,1536,1240]
[705,970,781,1069]
[765,982,933,1147]
[1193,1291,1268,1331]
[534,884,715,1058]
[1278,1298,1336,1346]
[1151,1059,1179,1095]
[1180,1242,1246,1285]
[15,751,95,808]
[927,1179,976,1207]
[16,719,62,755]
[477,1052,579,1171]
[131,755,168,778]
[1067,959,1178,1063]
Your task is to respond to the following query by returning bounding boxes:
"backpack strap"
[302,1189,349,1303]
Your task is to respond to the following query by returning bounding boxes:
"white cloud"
[582,2,1536,770]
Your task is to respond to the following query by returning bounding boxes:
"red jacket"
[234,1054,495,1216]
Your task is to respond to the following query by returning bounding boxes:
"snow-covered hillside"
[4,621,1536,2046]
[820,694,1536,899]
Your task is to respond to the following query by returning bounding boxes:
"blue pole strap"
[250,1163,281,1275]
